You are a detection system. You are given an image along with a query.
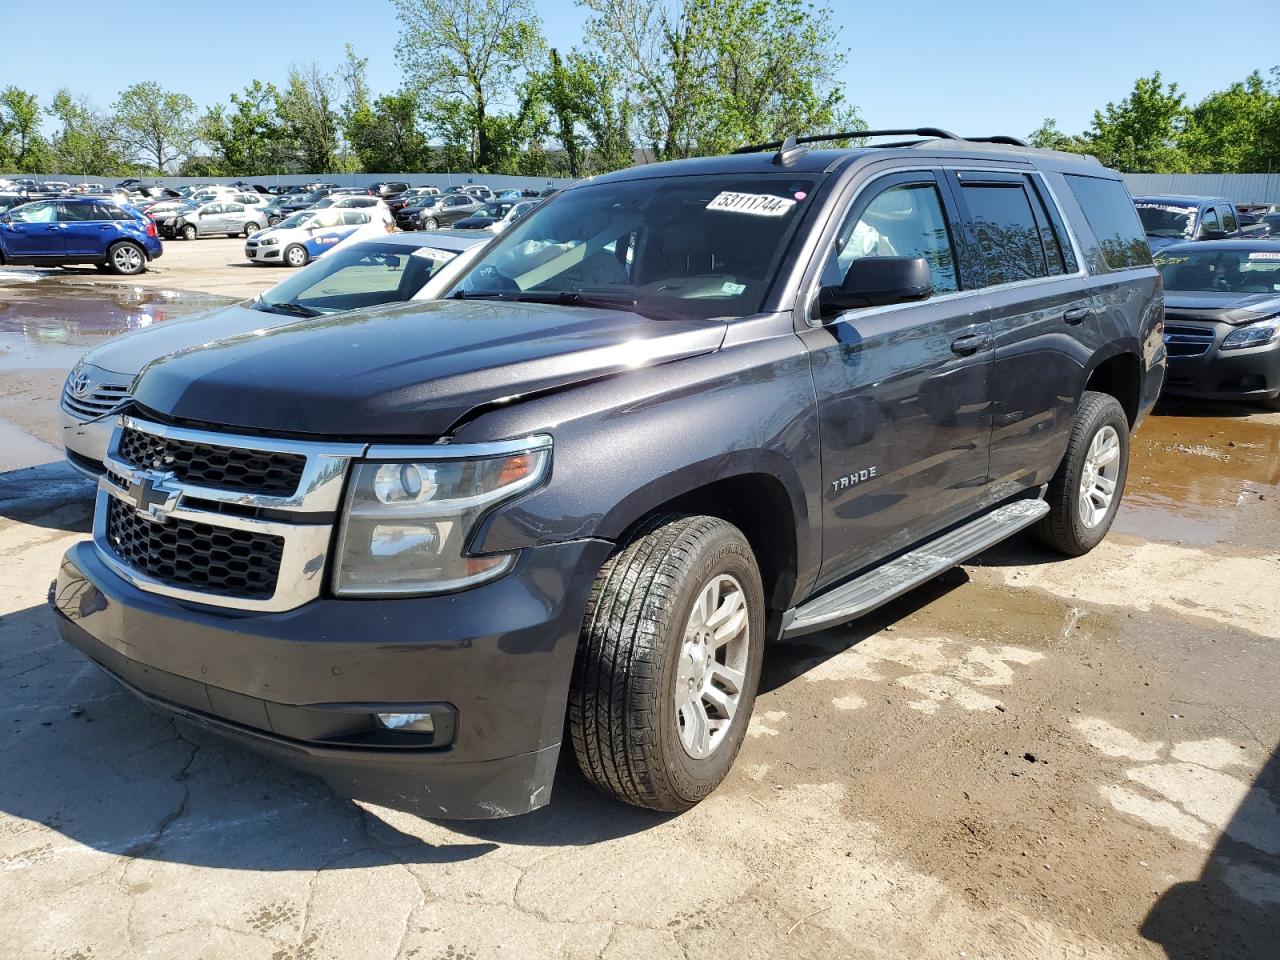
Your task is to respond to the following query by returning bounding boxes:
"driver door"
[199,204,225,235]
[799,171,993,589]
[2,201,64,257]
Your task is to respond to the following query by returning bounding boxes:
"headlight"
[1221,316,1280,351]
[258,237,278,246]
[333,436,551,595]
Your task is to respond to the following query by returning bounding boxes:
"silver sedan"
[165,200,268,240]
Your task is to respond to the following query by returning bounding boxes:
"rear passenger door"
[942,169,1092,493]
[804,171,993,588]
[58,201,113,258]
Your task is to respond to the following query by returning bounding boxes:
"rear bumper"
[51,536,612,818]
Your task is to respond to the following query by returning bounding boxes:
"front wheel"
[283,244,308,268]
[181,223,197,241]
[423,217,439,230]
[569,515,765,812]
[1030,391,1130,556]
[106,242,146,276]
[242,223,260,236]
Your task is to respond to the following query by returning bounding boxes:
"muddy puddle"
[0,279,233,370]
[1116,402,1279,547]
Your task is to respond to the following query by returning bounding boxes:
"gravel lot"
[1,253,1277,960]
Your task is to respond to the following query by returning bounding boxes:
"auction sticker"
[1248,251,1280,260]
[706,191,797,217]
[411,247,456,261]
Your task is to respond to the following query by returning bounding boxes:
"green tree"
[0,86,51,172]
[274,63,342,172]
[581,0,858,161]
[1182,70,1280,173]
[112,81,199,172]
[346,91,431,172]
[200,80,285,176]
[47,89,123,177]
[1079,72,1189,173]
[1027,118,1089,154]
[391,0,545,172]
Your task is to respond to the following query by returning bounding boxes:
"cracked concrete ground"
[1,266,1278,959]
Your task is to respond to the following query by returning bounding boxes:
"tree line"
[1029,69,1280,174]
[0,0,856,180]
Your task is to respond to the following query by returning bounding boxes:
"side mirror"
[1200,228,1228,241]
[818,256,933,318]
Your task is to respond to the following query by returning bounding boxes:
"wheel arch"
[1082,348,1143,426]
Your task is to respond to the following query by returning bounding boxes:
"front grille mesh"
[118,427,306,496]
[1163,323,1216,358]
[105,496,284,600]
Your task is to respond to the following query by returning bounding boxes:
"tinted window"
[823,181,958,294]
[58,202,106,221]
[1221,207,1238,232]
[961,184,1046,285]
[1065,176,1153,270]
[1200,207,1220,233]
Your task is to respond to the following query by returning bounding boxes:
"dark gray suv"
[51,129,1165,818]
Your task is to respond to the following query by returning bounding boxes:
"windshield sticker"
[411,246,456,261]
[1247,251,1280,260]
[1135,203,1195,215]
[721,281,747,295]
[706,191,797,217]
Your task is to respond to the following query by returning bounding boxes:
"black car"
[396,193,482,230]
[50,128,1164,820]
[1155,240,1280,409]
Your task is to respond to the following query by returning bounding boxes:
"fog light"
[376,712,435,733]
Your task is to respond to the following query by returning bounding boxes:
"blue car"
[0,196,163,275]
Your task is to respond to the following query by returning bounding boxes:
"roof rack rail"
[734,129,1031,154]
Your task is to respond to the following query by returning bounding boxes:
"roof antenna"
[773,134,809,166]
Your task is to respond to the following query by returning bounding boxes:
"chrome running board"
[782,498,1049,638]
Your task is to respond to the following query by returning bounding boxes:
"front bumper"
[244,242,281,261]
[51,536,612,818]
[59,405,112,476]
[1163,325,1280,402]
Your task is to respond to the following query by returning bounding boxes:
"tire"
[283,244,308,268]
[181,223,197,241]
[1030,391,1130,556]
[106,242,146,276]
[1258,395,1280,412]
[569,515,765,813]
[423,217,439,230]
[268,216,282,226]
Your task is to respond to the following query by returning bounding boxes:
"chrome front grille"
[61,378,132,419]
[94,416,365,612]
[1163,322,1217,358]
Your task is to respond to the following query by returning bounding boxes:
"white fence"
[1122,173,1280,204]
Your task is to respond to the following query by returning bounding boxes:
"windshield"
[1155,248,1280,293]
[1136,202,1195,239]
[452,174,816,320]
[256,241,458,316]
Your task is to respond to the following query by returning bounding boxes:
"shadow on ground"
[0,461,94,532]
[1142,738,1280,959]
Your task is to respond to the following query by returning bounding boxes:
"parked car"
[309,195,394,225]
[387,187,439,214]
[59,230,489,477]
[1153,239,1280,409]
[0,193,28,215]
[451,199,537,232]
[0,197,160,274]
[49,130,1165,820]
[369,181,410,198]
[397,193,482,230]
[1135,195,1267,251]
[165,199,266,240]
[1261,212,1280,238]
[244,207,386,267]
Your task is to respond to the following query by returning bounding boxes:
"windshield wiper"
[255,300,321,318]
[453,289,640,310]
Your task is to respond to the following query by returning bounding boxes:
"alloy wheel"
[674,574,751,760]
[1078,424,1121,528]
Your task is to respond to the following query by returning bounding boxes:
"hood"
[132,299,727,438]
[85,302,287,376]
[1146,236,1187,252]
[1163,290,1280,325]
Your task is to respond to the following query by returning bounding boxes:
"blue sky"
[8,0,1278,140]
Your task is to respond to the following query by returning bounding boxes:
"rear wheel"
[569,515,765,812]
[242,223,260,236]
[106,242,146,276]
[181,223,197,241]
[283,244,308,268]
[1030,391,1130,556]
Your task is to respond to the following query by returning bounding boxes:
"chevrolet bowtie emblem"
[127,471,180,522]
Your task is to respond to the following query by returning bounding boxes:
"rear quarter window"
[1063,175,1152,270]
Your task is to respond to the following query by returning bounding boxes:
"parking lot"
[1,248,1278,959]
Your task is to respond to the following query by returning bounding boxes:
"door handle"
[1064,307,1091,325]
[950,332,991,356]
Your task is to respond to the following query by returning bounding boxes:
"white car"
[308,195,394,226]
[60,231,489,475]
[244,208,387,267]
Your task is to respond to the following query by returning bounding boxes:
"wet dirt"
[1114,400,1279,550]
[0,280,232,371]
